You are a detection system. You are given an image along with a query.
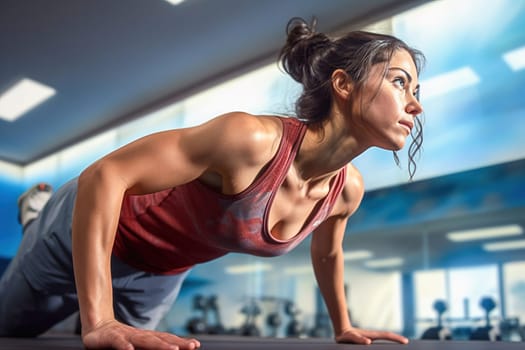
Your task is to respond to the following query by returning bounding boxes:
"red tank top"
[112,117,347,274]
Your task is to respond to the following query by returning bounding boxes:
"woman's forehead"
[388,49,418,77]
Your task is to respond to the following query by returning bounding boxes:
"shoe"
[17,183,53,228]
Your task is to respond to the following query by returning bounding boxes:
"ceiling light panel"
[284,265,312,275]
[0,78,56,122]
[447,224,523,242]
[483,239,525,252]
[420,66,480,100]
[344,250,373,261]
[225,263,273,275]
[364,257,404,268]
[164,0,186,5]
[503,45,525,71]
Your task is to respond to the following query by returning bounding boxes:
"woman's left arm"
[310,214,353,338]
[310,166,409,345]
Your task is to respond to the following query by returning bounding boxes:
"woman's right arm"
[72,128,210,350]
[71,112,275,350]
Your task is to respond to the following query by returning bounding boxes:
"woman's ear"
[331,69,353,100]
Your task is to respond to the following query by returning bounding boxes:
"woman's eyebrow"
[388,66,420,91]
[388,67,413,82]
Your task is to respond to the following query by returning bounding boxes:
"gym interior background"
[1,0,524,342]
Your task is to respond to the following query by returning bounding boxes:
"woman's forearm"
[72,163,127,333]
[311,248,352,336]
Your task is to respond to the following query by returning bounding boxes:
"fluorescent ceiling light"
[447,224,523,242]
[420,67,480,99]
[483,239,525,252]
[503,45,525,71]
[0,78,56,122]
[225,263,272,275]
[164,0,186,5]
[364,257,403,268]
[284,265,311,275]
[344,250,373,261]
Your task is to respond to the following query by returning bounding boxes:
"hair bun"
[279,17,331,86]
[286,17,317,41]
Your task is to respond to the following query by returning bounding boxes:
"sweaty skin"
[72,49,422,350]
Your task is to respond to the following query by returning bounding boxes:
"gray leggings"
[0,178,189,337]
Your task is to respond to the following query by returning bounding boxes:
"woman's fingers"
[336,327,409,345]
[335,330,372,344]
[123,330,201,350]
[129,332,179,350]
[157,333,201,349]
[82,320,200,350]
[364,330,409,344]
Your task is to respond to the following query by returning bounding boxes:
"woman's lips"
[399,120,414,134]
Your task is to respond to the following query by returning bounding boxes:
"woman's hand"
[82,319,201,350]
[335,326,409,345]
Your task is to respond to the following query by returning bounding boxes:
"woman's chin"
[380,140,406,152]
[394,137,408,150]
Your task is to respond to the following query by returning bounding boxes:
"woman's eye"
[393,77,406,89]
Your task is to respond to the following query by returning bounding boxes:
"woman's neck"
[294,112,369,183]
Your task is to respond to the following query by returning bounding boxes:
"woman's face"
[357,49,423,151]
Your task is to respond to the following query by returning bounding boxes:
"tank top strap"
[257,117,307,191]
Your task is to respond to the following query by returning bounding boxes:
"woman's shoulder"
[334,163,365,218]
[344,163,364,192]
[214,111,284,134]
[208,112,285,166]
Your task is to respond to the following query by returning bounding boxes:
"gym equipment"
[469,296,501,341]
[257,296,305,338]
[308,312,332,338]
[421,300,451,340]
[186,294,227,335]
[265,311,282,337]
[186,294,209,334]
[238,299,262,336]
[284,300,304,337]
[499,317,524,342]
[206,295,227,334]
[232,295,314,338]
[308,286,333,338]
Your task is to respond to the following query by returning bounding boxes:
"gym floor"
[0,335,523,350]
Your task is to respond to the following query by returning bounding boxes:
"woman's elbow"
[78,159,127,194]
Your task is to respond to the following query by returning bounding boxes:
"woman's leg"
[0,220,78,336]
[0,182,78,336]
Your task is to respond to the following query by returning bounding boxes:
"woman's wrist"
[334,324,354,338]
